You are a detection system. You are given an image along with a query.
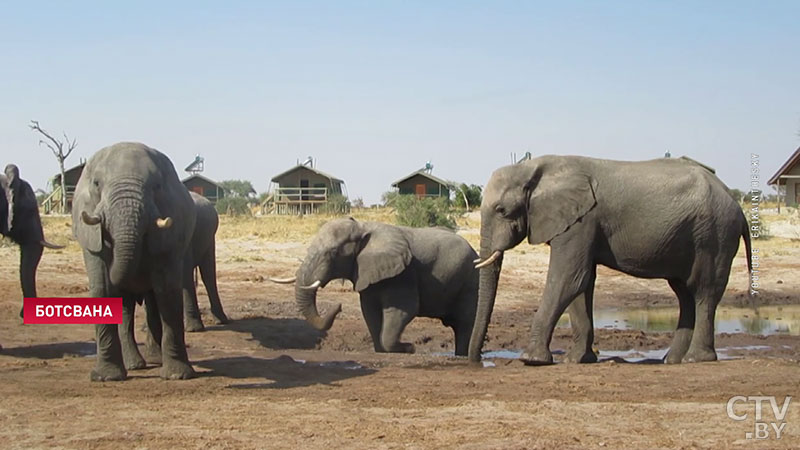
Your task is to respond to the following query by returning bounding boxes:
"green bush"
[452,183,482,211]
[215,197,251,216]
[392,194,457,229]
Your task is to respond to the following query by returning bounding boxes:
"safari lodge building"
[265,160,346,215]
[768,146,800,209]
[182,174,226,204]
[392,170,450,199]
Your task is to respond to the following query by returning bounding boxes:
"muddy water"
[557,305,800,336]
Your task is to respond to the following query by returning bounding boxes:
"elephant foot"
[160,359,196,380]
[664,348,687,364]
[521,346,554,366]
[123,353,147,370]
[682,348,717,363]
[564,347,598,364]
[379,342,415,353]
[211,310,229,325]
[144,346,163,366]
[90,362,127,382]
[185,317,205,332]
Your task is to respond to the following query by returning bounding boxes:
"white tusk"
[298,280,322,290]
[473,258,481,264]
[269,276,296,284]
[475,251,502,269]
[81,211,101,225]
[156,217,173,229]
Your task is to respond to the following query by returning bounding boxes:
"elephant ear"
[0,174,9,235]
[353,224,412,292]
[528,171,598,245]
[72,178,103,253]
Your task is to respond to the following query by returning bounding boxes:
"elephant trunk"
[294,262,341,331]
[468,230,504,363]
[106,180,147,286]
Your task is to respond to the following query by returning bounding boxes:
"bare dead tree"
[29,120,77,214]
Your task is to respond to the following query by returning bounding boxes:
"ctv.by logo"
[726,396,792,440]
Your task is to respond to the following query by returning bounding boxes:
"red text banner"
[23,298,122,324]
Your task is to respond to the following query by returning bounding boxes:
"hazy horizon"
[2,1,798,205]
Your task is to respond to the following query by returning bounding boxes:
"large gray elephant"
[183,191,228,332]
[0,164,64,317]
[469,155,752,365]
[273,218,479,355]
[73,142,196,381]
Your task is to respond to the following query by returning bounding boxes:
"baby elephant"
[273,218,479,356]
[182,191,228,331]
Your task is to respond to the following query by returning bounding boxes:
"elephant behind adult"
[183,191,228,332]
[274,218,479,356]
[72,142,196,381]
[0,164,64,317]
[470,155,752,365]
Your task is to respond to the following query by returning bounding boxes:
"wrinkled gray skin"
[291,218,479,355]
[118,192,228,370]
[182,192,228,332]
[73,142,196,381]
[469,155,752,365]
[0,164,64,318]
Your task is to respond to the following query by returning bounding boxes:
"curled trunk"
[468,236,503,363]
[294,263,341,331]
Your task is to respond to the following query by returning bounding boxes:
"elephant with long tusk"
[271,217,480,356]
[0,164,65,318]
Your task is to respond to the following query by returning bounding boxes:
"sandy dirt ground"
[0,214,798,449]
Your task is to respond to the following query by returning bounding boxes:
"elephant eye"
[93,180,100,188]
[495,205,507,216]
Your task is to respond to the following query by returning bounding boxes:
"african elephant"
[469,155,752,365]
[183,191,228,332]
[0,164,64,317]
[73,142,196,381]
[273,218,479,355]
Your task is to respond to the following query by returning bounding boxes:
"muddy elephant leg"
[143,291,163,366]
[665,279,696,364]
[119,293,146,370]
[564,267,598,364]
[154,280,195,380]
[199,246,228,324]
[182,257,205,332]
[522,239,593,365]
[377,273,419,354]
[18,243,44,318]
[452,286,478,357]
[360,293,384,352]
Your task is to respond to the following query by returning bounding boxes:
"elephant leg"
[82,251,126,382]
[380,303,416,353]
[154,282,196,380]
[18,243,44,318]
[360,293,384,352]
[119,294,146,370]
[522,238,593,365]
[143,292,163,366]
[683,282,723,363]
[199,247,228,324]
[182,258,205,332]
[452,285,478,357]
[564,267,598,364]
[664,279,696,364]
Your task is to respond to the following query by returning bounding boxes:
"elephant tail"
[41,239,65,250]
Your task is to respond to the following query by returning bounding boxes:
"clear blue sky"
[2,1,798,204]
